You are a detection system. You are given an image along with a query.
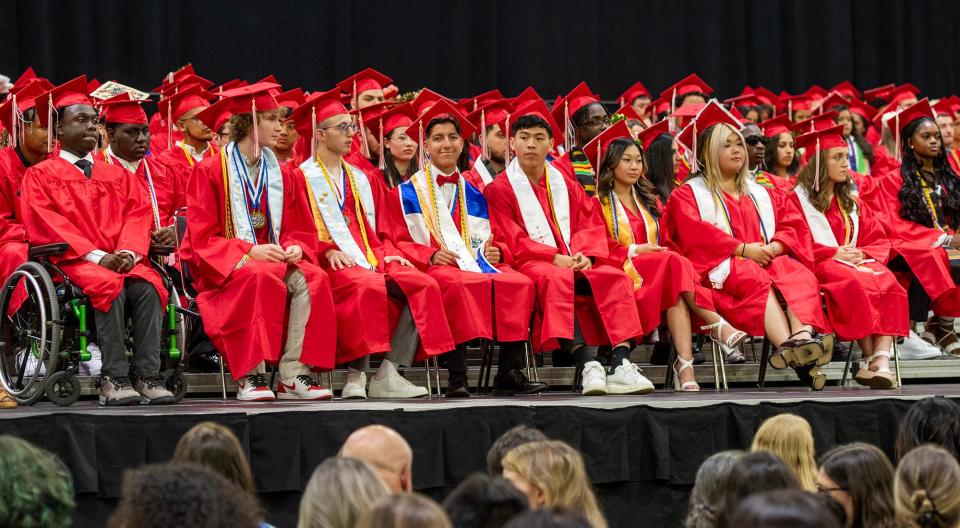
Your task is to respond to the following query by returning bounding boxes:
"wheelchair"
[0,242,194,406]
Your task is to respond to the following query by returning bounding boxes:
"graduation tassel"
[9,94,17,149]
[251,99,260,159]
[480,109,489,160]
[166,102,172,150]
[894,114,901,162]
[504,115,511,166]
[310,105,317,162]
[690,122,698,173]
[358,110,370,158]
[46,94,54,153]
[563,101,571,153]
[813,137,821,192]
[671,87,677,113]
[377,116,385,171]
[417,121,425,172]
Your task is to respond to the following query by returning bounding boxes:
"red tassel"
[46,94,54,153]
[813,137,821,192]
[358,110,370,159]
[166,102,172,150]
[563,101,571,153]
[252,99,260,159]
[417,121,425,172]
[504,116,511,166]
[377,116,385,171]
[10,94,17,149]
[310,106,317,162]
[480,109,489,160]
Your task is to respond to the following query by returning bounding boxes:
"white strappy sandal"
[700,318,748,363]
[673,356,701,392]
[854,350,896,389]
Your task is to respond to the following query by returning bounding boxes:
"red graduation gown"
[181,153,337,379]
[484,169,644,350]
[154,142,214,216]
[595,195,701,332]
[291,165,455,363]
[864,169,960,315]
[0,148,32,311]
[21,157,167,312]
[104,152,179,227]
[382,175,537,344]
[147,112,182,155]
[664,184,829,336]
[793,193,908,340]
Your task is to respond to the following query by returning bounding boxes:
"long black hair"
[763,132,799,176]
[381,128,419,188]
[830,104,875,165]
[645,133,678,203]
[897,117,960,228]
[595,137,660,217]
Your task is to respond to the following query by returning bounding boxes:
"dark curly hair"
[897,117,960,229]
[107,463,262,528]
[763,132,799,176]
[0,435,75,528]
[595,137,660,218]
[895,396,960,462]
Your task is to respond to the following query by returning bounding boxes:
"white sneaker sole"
[236,394,276,402]
[276,391,332,401]
[341,390,368,399]
[368,390,429,399]
[606,383,655,395]
[581,384,608,396]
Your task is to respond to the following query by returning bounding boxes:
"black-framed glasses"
[322,122,359,134]
[580,116,611,128]
[745,136,764,146]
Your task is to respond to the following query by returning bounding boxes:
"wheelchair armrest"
[149,245,175,257]
[28,243,70,260]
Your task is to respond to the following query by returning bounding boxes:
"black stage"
[3,385,959,528]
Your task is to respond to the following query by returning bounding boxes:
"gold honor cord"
[181,142,196,167]
[316,157,378,269]
[542,163,570,255]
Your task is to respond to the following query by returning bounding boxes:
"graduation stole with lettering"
[300,156,378,270]
[219,142,284,245]
[599,189,649,290]
[505,158,572,254]
[398,165,499,273]
[102,149,162,230]
[687,175,776,288]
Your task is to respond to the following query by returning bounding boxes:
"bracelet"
[235,254,251,270]
[739,244,745,257]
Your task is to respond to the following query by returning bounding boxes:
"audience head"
[487,425,548,475]
[107,463,261,528]
[684,450,746,528]
[172,421,255,494]
[817,442,895,528]
[297,456,390,528]
[730,489,844,528]
[896,397,960,462]
[358,493,452,528]
[0,435,75,528]
[503,507,593,528]
[713,451,801,528]
[500,440,607,528]
[751,413,818,491]
[341,424,414,493]
[894,444,960,528]
[443,472,528,528]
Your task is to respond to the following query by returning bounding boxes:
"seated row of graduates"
[5,72,960,405]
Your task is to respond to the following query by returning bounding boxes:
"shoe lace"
[246,374,268,388]
[142,376,166,389]
[622,362,645,379]
[296,375,317,387]
[110,376,133,390]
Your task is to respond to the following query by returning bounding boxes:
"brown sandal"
[0,388,17,408]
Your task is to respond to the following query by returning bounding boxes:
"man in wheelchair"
[20,77,176,406]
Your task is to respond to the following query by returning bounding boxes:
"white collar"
[59,150,95,174]
[175,140,209,161]
[432,163,458,183]
[105,146,142,173]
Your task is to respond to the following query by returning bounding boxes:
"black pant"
[95,278,162,379]
[890,256,960,321]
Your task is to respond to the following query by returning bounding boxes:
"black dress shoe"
[188,352,223,373]
[445,372,471,398]
[493,369,549,396]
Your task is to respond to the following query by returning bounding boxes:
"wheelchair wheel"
[165,370,187,402]
[45,370,80,407]
[0,261,61,405]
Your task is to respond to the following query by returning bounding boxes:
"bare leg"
[681,291,743,344]
[764,289,791,346]
[784,306,814,338]
[869,335,893,371]
[666,299,696,386]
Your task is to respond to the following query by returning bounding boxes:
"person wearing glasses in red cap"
[551,82,610,196]
[22,76,176,406]
[182,82,338,402]
[153,84,216,205]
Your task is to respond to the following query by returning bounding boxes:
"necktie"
[75,159,93,179]
[435,173,459,186]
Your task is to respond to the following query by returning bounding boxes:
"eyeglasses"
[322,122,359,134]
[580,116,611,128]
[745,136,764,146]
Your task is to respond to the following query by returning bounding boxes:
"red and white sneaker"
[237,374,276,402]
[277,375,333,400]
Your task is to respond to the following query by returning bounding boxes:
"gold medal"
[250,211,266,229]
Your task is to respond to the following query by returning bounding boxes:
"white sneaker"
[368,360,428,398]
[606,359,655,395]
[237,374,276,402]
[81,343,102,376]
[16,347,45,376]
[277,375,333,400]
[899,331,943,360]
[341,368,368,399]
[581,361,608,396]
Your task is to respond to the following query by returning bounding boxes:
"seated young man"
[483,100,652,396]
[289,90,456,399]
[21,77,175,406]
[182,82,338,402]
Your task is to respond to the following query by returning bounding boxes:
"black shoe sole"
[445,387,471,398]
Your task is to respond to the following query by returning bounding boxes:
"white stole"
[472,156,495,185]
[224,142,283,245]
[794,186,859,248]
[300,158,374,270]
[404,168,483,272]
[505,158,571,253]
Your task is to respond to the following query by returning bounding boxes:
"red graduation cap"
[464,89,504,113]
[803,85,829,101]
[9,76,53,97]
[87,78,102,92]
[897,83,922,96]
[215,79,248,95]
[752,87,779,107]
[219,82,282,157]
[383,84,399,101]
[36,76,92,128]
[829,80,862,100]
[364,102,417,170]
[863,83,896,102]
[552,81,602,151]
[0,80,50,147]
[724,94,765,109]
[758,114,793,138]
[337,68,392,99]
[650,96,671,117]
[98,92,148,125]
[155,72,213,96]
[635,119,671,151]
[795,124,846,189]
[290,89,350,160]
[583,120,632,173]
[618,81,651,107]
[276,88,306,113]
[490,98,563,164]
[819,93,875,121]
[886,98,935,161]
[405,99,475,170]
[12,67,39,91]
[934,98,960,117]
[670,102,706,129]
[194,96,233,134]
[791,110,839,135]
[409,88,451,116]
[466,99,515,160]
[886,86,921,108]
[156,64,196,88]
[611,103,643,123]
[777,93,815,119]
[510,86,542,107]
[660,74,713,111]
[675,100,742,171]
[157,84,213,148]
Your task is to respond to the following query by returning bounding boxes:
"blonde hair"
[894,444,960,528]
[357,493,452,528]
[501,440,607,528]
[697,122,749,193]
[750,414,818,492]
[297,457,390,528]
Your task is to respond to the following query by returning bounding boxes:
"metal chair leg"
[758,338,771,389]
[526,341,539,382]
[477,339,491,393]
[424,359,434,399]
[433,357,442,398]
[711,342,721,392]
[219,352,228,401]
[718,346,729,390]
[841,343,856,386]
[894,339,902,389]
[663,344,677,390]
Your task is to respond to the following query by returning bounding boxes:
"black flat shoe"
[445,372,471,398]
[493,369,548,396]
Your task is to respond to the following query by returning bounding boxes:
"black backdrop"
[2,0,960,103]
